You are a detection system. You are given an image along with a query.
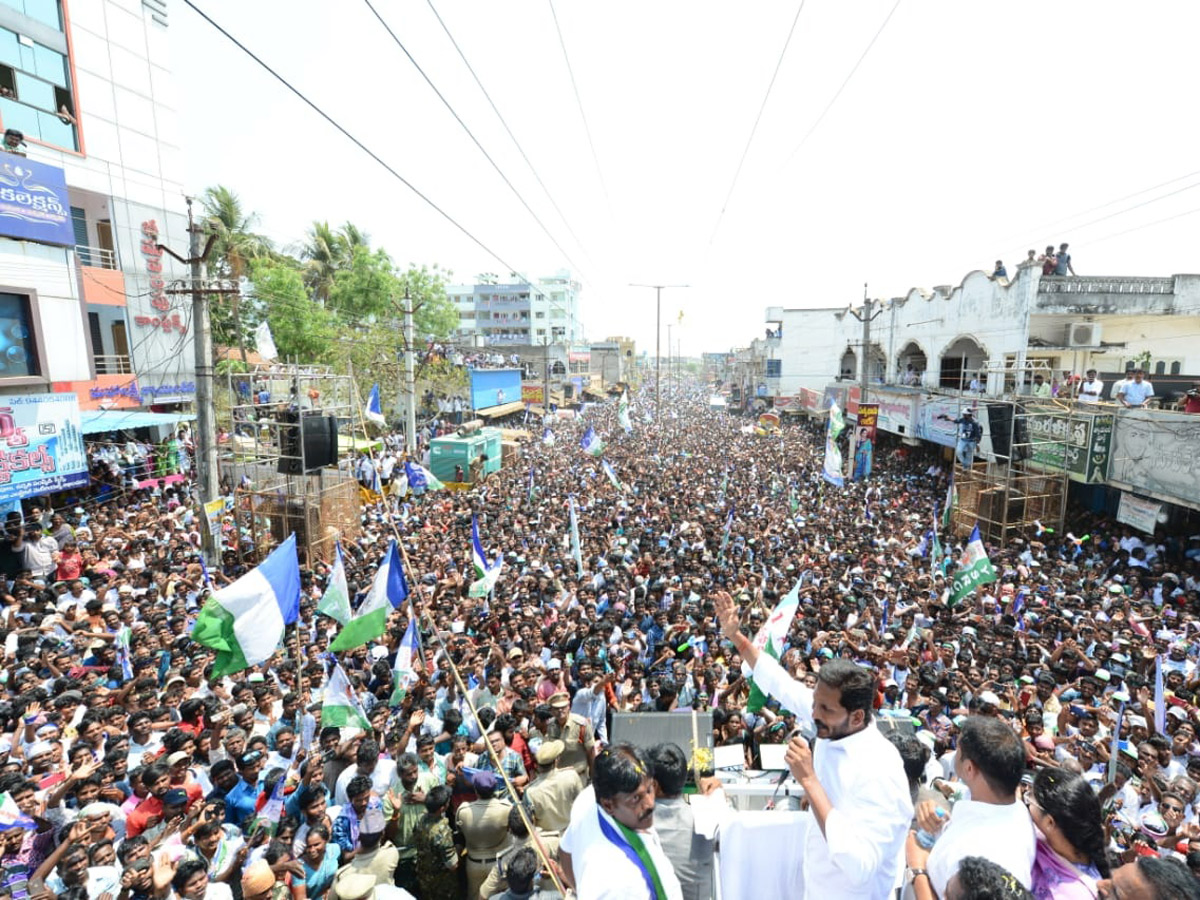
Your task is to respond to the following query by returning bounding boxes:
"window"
[0,292,39,377]
[1155,361,1165,375]
[0,17,77,151]
[1171,361,1181,375]
[535,311,545,319]
[766,359,781,377]
[0,0,62,31]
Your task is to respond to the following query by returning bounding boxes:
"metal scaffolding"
[947,360,1075,545]
[221,364,363,566]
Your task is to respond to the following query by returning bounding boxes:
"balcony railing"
[77,245,117,269]
[94,354,132,375]
[1038,275,1173,294]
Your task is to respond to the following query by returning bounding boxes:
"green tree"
[200,185,272,355]
[328,245,400,323]
[301,221,370,304]
[399,264,457,341]
[248,257,335,364]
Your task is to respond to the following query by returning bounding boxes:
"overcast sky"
[171,1,1200,355]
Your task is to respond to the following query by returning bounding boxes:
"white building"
[765,266,1200,401]
[448,269,584,348]
[0,0,192,412]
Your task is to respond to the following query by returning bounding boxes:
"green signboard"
[1027,409,1112,483]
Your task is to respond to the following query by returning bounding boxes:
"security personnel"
[456,771,512,900]
[479,805,561,900]
[523,740,582,834]
[545,692,595,783]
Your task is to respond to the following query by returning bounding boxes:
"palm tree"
[200,185,271,281]
[301,221,370,304]
[200,185,272,362]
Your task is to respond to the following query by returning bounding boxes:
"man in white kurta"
[716,592,913,900]
[751,651,914,900]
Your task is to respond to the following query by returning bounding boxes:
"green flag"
[949,525,997,606]
[744,577,803,713]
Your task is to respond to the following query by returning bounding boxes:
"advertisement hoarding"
[0,393,88,503]
[469,368,522,409]
[852,403,878,480]
[0,154,74,246]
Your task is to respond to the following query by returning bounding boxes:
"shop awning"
[80,409,195,435]
[339,435,383,452]
[476,400,525,418]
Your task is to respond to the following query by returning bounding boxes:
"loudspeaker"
[611,712,714,754]
[987,404,1013,459]
[278,413,339,474]
[986,404,1030,461]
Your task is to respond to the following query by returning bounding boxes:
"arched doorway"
[839,348,857,380]
[939,336,987,390]
[896,341,928,386]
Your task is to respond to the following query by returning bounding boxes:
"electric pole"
[403,289,416,454]
[848,283,882,404]
[629,283,688,420]
[160,199,222,562]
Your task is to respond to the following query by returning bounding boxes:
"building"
[0,0,192,414]
[762,264,1200,515]
[448,269,584,348]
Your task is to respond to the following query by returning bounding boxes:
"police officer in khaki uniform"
[456,770,512,900]
[545,692,595,783]
[523,739,582,835]
[478,804,562,900]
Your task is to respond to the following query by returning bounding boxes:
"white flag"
[255,321,278,360]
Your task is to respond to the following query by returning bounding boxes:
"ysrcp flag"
[364,384,386,426]
[743,576,803,713]
[391,607,419,705]
[317,543,351,625]
[580,426,605,457]
[948,525,997,606]
[254,321,278,361]
[822,399,845,487]
[192,535,301,677]
[618,390,632,433]
[330,539,408,651]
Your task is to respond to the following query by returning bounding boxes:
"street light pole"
[629,283,688,420]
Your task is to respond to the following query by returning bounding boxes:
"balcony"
[76,245,117,269]
[1035,275,1183,316]
[94,354,132,375]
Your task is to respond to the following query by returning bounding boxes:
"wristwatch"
[908,868,929,884]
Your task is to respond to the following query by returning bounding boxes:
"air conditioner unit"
[1067,322,1101,347]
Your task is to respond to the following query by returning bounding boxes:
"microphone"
[767,723,816,808]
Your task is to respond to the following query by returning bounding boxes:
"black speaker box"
[278,413,339,474]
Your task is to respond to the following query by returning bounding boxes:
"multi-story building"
[760,264,1200,514]
[0,0,192,415]
[448,269,584,348]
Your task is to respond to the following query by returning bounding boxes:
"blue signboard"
[0,153,75,246]
[469,368,522,410]
[0,393,89,503]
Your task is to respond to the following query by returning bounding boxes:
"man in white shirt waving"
[906,716,1035,898]
[715,592,913,900]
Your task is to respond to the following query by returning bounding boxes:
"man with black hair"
[943,856,1034,900]
[1097,857,1200,900]
[716,592,912,900]
[909,717,1035,899]
[559,743,683,900]
[487,846,563,900]
[335,739,395,806]
[648,742,714,900]
[413,785,458,900]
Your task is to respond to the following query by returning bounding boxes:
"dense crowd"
[0,385,1198,900]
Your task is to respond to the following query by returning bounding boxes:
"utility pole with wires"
[403,288,416,454]
[160,198,236,564]
[629,282,688,420]
[848,283,883,405]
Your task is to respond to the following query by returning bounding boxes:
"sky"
[170,1,1200,356]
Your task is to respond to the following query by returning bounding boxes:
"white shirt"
[926,798,1036,896]
[561,801,683,900]
[1078,378,1103,403]
[334,758,397,806]
[751,652,914,900]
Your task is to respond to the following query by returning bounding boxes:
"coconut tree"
[200,185,272,361]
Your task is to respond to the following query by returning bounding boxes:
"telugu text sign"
[0,393,89,503]
[0,154,74,246]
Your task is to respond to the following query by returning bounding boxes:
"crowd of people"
[0,384,1199,899]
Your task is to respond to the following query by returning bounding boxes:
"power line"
[424,0,599,280]
[782,0,902,166]
[1084,203,1200,249]
[706,0,808,253]
[993,167,1200,249]
[179,0,536,290]
[359,0,592,285]
[1004,178,1200,257]
[547,0,613,212]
